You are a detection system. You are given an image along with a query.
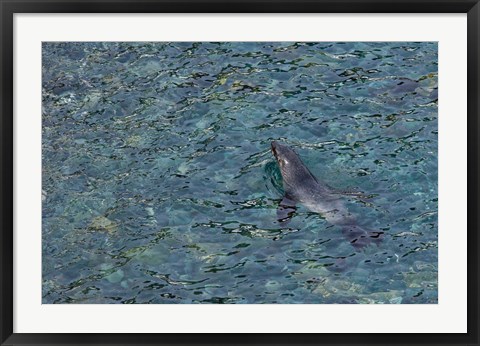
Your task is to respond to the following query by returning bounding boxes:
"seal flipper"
[331,188,370,199]
[277,196,297,223]
[342,225,384,250]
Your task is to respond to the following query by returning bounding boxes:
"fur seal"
[271,141,383,248]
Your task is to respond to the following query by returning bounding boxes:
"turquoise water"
[42,42,438,304]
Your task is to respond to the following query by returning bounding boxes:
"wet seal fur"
[271,141,383,249]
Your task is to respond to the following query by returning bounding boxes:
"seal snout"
[271,141,278,158]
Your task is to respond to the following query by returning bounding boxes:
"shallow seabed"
[42,42,438,304]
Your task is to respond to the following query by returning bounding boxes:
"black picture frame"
[1,1,478,345]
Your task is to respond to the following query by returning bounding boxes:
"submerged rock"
[89,216,118,233]
[104,269,124,283]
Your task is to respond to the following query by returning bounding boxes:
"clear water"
[42,42,438,304]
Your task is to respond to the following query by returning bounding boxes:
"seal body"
[271,141,382,248]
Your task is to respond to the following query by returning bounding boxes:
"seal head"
[271,141,319,200]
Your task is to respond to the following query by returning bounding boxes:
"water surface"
[42,42,438,304]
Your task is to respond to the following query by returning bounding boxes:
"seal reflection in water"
[271,141,383,249]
